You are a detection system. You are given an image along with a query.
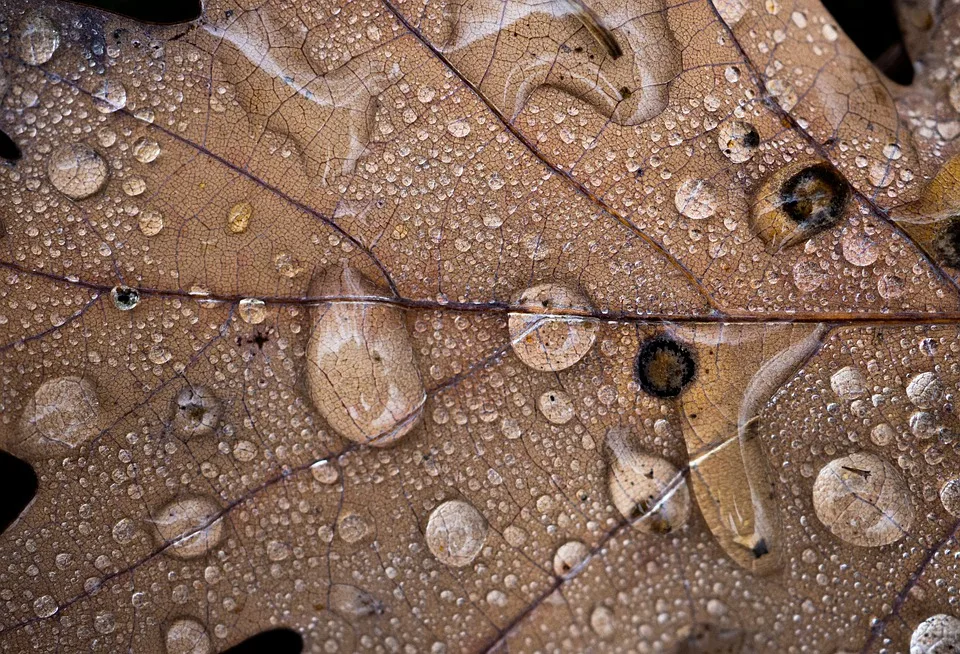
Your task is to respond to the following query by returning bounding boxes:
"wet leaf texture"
[2,0,960,652]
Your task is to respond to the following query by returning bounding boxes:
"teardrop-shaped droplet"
[305,263,425,447]
[605,427,690,533]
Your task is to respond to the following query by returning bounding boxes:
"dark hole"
[0,450,37,534]
[221,628,303,654]
[64,0,202,24]
[821,0,914,84]
[0,129,21,162]
[751,538,770,559]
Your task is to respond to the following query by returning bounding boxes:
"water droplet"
[266,540,290,561]
[47,143,108,200]
[112,518,137,544]
[165,617,212,654]
[153,495,224,559]
[906,372,944,409]
[92,78,127,113]
[337,511,370,544]
[227,202,252,234]
[425,499,487,567]
[138,209,164,237]
[605,427,690,533]
[940,479,960,517]
[132,137,161,164]
[552,540,589,577]
[589,605,615,639]
[33,594,58,618]
[171,386,222,438]
[447,120,471,138]
[830,366,867,400]
[674,178,718,220]
[238,298,266,324]
[310,460,339,485]
[841,232,879,267]
[717,120,759,163]
[328,584,383,619]
[675,623,745,653]
[15,376,100,455]
[870,423,896,447]
[508,284,597,372]
[111,285,140,311]
[537,389,574,425]
[305,263,425,446]
[812,452,913,547]
[911,614,960,654]
[17,13,59,66]
[122,177,146,197]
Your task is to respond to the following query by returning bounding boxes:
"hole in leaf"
[221,628,303,654]
[0,128,21,162]
[64,0,202,24]
[821,0,914,85]
[0,450,37,534]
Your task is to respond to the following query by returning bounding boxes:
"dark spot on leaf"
[778,162,850,235]
[742,125,760,148]
[0,450,36,534]
[0,129,21,162]
[635,337,696,398]
[110,286,140,311]
[221,628,303,654]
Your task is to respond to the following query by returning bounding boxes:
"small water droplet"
[674,178,718,220]
[238,298,267,324]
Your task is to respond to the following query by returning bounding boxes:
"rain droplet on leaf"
[508,283,597,372]
[425,499,487,567]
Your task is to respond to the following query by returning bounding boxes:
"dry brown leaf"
[2,0,960,652]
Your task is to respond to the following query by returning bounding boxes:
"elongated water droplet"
[153,495,224,559]
[305,263,425,447]
[13,376,100,457]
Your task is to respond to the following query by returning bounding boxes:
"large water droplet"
[508,283,597,372]
[328,584,383,619]
[305,263,425,447]
[47,143,108,200]
[171,386,222,438]
[674,178,717,220]
[812,452,913,547]
[911,614,960,654]
[552,540,589,577]
[17,13,59,65]
[906,372,944,409]
[717,120,759,163]
[425,499,487,567]
[165,617,211,654]
[14,376,100,456]
[91,78,127,113]
[153,495,224,559]
[33,594,58,618]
